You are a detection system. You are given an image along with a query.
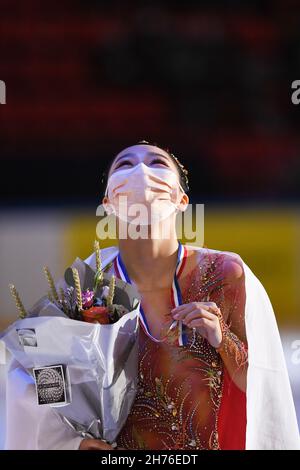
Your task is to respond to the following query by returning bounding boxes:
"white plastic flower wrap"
[0,241,141,446]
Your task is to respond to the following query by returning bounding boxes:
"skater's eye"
[114,159,133,169]
[150,158,169,167]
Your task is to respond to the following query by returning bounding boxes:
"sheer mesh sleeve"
[216,252,248,371]
[181,248,248,371]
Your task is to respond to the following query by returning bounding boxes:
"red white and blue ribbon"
[113,241,188,346]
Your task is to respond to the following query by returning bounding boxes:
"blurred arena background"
[0,0,300,448]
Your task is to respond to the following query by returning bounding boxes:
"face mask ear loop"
[176,182,188,212]
[179,182,185,195]
[102,181,115,216]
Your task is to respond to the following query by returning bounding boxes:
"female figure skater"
[80,140,299,450]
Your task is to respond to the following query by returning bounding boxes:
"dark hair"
[101,140,190,194]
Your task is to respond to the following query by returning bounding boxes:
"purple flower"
[82,289,94,309]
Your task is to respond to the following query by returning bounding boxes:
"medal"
[114,241,188,346]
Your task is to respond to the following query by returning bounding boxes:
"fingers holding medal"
[171,301,223,349]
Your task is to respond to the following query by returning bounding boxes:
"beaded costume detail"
[116,249,247,450]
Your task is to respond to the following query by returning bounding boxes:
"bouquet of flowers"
[0,241,141,445]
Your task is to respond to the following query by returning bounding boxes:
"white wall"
[0,210,72,322]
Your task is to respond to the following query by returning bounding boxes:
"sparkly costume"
[116,249,248,450]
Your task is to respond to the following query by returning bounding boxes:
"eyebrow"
[112,152,170,167]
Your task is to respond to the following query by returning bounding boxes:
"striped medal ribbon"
[113,241,188,346]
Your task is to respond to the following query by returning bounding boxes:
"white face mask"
[103,162,186,225]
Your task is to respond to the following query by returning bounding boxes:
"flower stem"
[43,266,59,302]
[93,240,103,291]
[107,275,115,306]
[72,267,83,311]
[9,284,27,319]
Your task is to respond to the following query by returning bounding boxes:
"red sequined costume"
[116,248,248,450]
